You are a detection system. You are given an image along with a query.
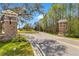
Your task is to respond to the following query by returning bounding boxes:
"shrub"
[67,19,79,38]
[11,35,26,42]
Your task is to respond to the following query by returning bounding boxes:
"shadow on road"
[29,38,67,56]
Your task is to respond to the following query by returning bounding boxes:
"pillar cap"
[2,10,18,17]
[58,19,67,23]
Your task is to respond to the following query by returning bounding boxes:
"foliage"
[17,29,39,34]
[23,23,32,31]
[0,3,44,31]
[34,3,79,38]
[0,3,44,21]
[11,35,27,42]
[66,19,79,38]
[0,42,34,56]
[0,35,34,56]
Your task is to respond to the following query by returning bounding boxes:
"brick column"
[1,10,18,41]
[58,19,67,36]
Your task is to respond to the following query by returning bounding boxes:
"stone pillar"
[58,19,67,36]
[1,10,18,41]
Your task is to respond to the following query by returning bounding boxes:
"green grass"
[65,37,79,40]
[0,36,34,56]
[17,30,39,34]
[0,42,34,56]
[47,32,79,40]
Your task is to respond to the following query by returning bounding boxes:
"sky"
[0,3,52,28]
[26,4,52,25]
[17,3,52,28]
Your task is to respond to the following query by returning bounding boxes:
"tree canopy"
[35,3,79,37]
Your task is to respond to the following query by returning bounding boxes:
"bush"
[0,40,34,56]
[11,35,26,42]
[67,19,79,38]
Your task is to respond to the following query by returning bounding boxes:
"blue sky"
[0,3,52,28]
[27,4,52,25]
[17,3,52,28]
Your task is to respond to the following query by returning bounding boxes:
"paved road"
[21,32,79,56]
[29,39,45,56]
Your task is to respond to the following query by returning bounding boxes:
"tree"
[23,23,32,31]
[36,3,79,37]
[0,3,44,23]
[0,3,44,33]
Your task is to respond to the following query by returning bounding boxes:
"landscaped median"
[0,35,34,56]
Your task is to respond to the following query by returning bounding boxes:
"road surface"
[20,32,79,56]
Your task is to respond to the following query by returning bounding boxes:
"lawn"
[66,37,79,40]
[17,30,39,34]
[0,36,34,56]
[47,32,79,40]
